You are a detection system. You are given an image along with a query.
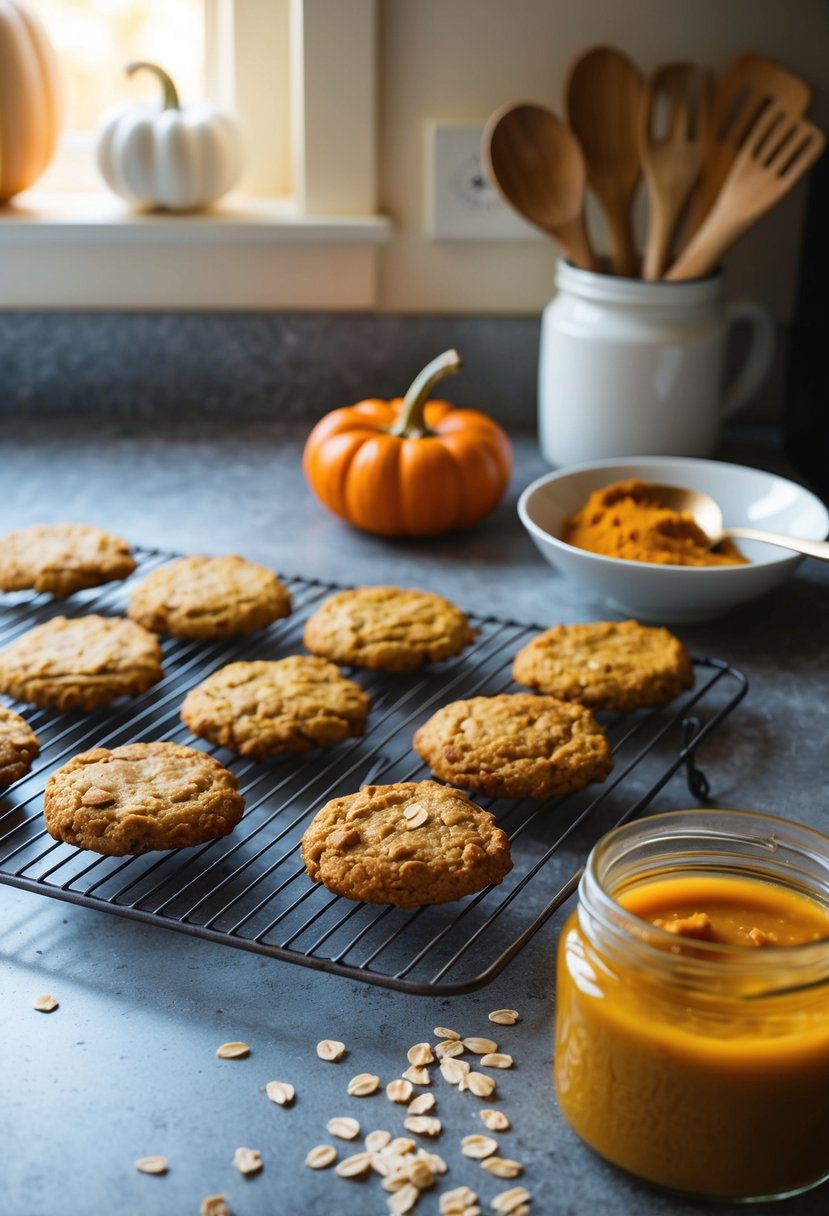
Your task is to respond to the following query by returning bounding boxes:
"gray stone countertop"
[1,417,828,1216]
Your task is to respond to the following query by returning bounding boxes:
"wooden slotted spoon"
[565,46,643,277]
[666,104,825,281]
[639,63,713,280]
[681,53,812,244]
[482,101,597,270]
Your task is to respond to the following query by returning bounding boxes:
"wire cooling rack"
[0,549,748,994]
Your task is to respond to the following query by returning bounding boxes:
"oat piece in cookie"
[303,586,475,672]
[181,656,370,758]
[512,619,693,711]
[413,693,613,799]
[43,741,245,855]
[0,523,136,599]
[301,779,512,906]
[0,704,40,787]
[128,555,291,639]
[0,614,163,712]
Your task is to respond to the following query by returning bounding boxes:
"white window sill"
[0,192,392,309]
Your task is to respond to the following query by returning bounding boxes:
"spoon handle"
[723,527,829,562]
[556,214,599,272]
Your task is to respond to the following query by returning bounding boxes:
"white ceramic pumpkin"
[0,0,62,202]
[96,61,244,212]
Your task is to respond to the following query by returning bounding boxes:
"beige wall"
[376,0,829,319]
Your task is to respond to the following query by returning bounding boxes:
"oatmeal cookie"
[43,741,245,856]
[0,705,40,788]
[0,614,163,712]
[128,555,291,639]
[301,779,512,907]
[512,619,694,711]
[303,586,475,672]
[0,522,136,598]
[413,693,613,799]
[181,656,370,758]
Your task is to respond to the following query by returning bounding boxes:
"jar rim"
[555,258,724,304]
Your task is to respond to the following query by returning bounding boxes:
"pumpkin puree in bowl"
[563,479,747,566]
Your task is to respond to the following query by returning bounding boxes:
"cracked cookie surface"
[181,656,370,758]
[44,741,245,856]
[302,586,474,672]
[413,693,613,799]
[301,779,512,906]
[512,619,693,711]
[0,523,136,598]
[128,555,291,639]
[0,705,40,788]
[0,614,163,712]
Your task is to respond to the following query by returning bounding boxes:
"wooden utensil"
[639,63,713,280]
[681,53,811,243]
[565,46,643,277]
[482,101,597,270]
[665,104,825,281]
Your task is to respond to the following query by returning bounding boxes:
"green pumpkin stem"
[389,349,463,438]
[125,61,181,110]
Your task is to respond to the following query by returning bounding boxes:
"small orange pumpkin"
[303,350,513,538]
[0,0,62,202]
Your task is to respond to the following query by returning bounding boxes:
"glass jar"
[554,808,829,1202]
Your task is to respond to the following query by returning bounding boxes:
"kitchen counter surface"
[2,417,828,1216]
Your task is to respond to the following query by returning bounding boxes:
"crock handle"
[722,300,775,418]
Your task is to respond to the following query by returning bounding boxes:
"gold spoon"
[649,484,829,561]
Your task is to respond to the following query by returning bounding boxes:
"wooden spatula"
[666,105,825,281]
[681,53,811,243]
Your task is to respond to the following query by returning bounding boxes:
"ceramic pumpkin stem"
[389,349,463,439]
[126,61,181,110]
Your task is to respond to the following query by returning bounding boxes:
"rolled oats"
[305,1144,337,1169]
[327,1116,360,1140]
[347,1072,380,1096]
[134,1156,168,1175]
[316,1039,346,1061]
[215,1042,250,1059]
[264,1080,295,1105]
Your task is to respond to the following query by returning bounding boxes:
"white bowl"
[517,456,829,623]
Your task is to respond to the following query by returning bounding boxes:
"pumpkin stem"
[126,61,181,110]
[389,349,463,438]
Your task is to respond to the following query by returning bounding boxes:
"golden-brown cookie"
[413,693,613,799]
[0,523,136,598]
[512,620,694,711]
[128,555,291,639]
[0,704,40,788]
[301,779,512,907]
[43,741,245,856]
[181,657,370,758]
[302,586,475,672]
[0,614,163,712]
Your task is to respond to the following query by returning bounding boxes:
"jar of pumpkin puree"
[554,809,829,1202]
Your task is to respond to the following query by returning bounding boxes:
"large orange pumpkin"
[303,350,513,538]
[0,0,62,202]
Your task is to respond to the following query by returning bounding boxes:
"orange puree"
[563,479,748,566]
[555,874,829,1198]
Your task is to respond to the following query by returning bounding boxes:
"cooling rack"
[0,549,748,994]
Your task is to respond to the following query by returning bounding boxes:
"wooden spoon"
[482,101,598,270]
[566,46,643,277]
[666,104,825,281]
[649,484,829,560]
[639,63,713,280]
[681,53,811,244]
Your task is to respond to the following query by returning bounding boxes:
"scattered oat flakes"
[481,1108,511,1131]
[462,1037,498,1054]
[389,1136,416,1155]
[482,1157,524,1179]
[435,1038,466,1059]
[316,1038,346,1061]
[433,1026,460,1040]
[387,1078,413,1103]
[466,1071,496,1098]
[407,1091,436,1115]
[216,1041,250,1059]
[232,1147,262,1176]
[418,1148,447,1174]
[366,1129,392,1152]
[488,1009,520,1026]
[440,1185,479,1214]
[440,1056,470,1086]
[403,1115,441,1137]
[200,1196,230,1216]
[402,1064,431,1085]
[347,1072,380,1097]
[491,1186,531,1212]
[388,1182,420,1214]
[305,1144,337,1169]
[335,1151,373,1178]
[327,1116,360,1140]
[407,1041,434,1066]
[264,1080,295,1106]
[383,1168,413,1193]
[32,994,58,1013]
[461,1134,498,1159]
[480,1053,513,1069]
[407,1158,435,1189]
[134,1156,168,1175]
